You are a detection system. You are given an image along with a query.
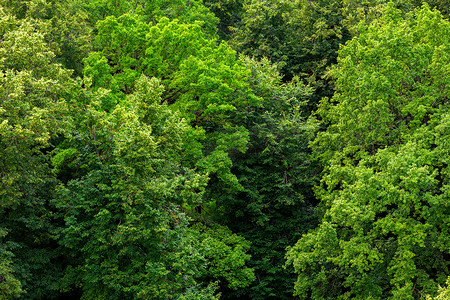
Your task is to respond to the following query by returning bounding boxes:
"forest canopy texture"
[0,0,449,299]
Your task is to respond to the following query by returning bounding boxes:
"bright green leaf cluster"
[287,4,450,299]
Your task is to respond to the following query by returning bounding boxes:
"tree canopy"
[286,4,450,299]
[1,0,449,299]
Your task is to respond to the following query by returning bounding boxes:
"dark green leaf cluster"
[207,56,319,299]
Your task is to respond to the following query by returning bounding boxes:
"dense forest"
[0,0,449,299]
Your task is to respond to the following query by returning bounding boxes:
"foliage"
[286,4,450,299]
[209,56,319,299]
[426,278,450,300]
[195,224,255,290]
[0,14,77,299]
[0,3,257,297]
[230,0,447,111]
[0,229,22,299]
[224,56,317,226]
[83,0,219,37]
[3,0,449,298]
[0,0,93,75]
[85,13,259,191]
[230,0,351,110]
[55,74,255,298]
[203,0,245,40]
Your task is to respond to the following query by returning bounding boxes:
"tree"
[203,0,245,40]
[286,4,450,299]
[82,0,219,37]
[206,56,319,299]
[229,0,445,111]
[427,279,450,300]
[229,0,351,111]
[0,15,77,298]
[1,0,94,76]
[84,13,259,192]
[54,74,255,298]
[0,3,257,297]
